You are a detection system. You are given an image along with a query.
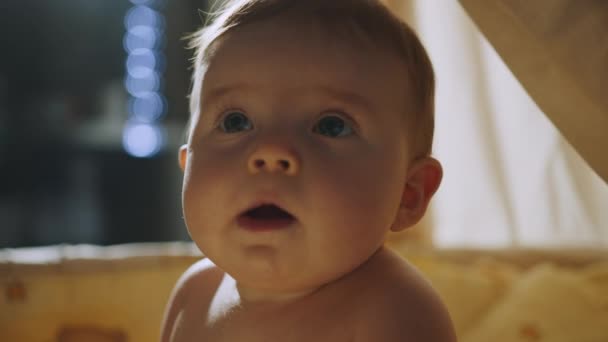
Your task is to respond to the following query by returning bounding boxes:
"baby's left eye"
[313,115,354,138]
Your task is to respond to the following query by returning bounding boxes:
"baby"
[161,0,456,341]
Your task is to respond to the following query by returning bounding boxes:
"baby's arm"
[160,258,222,342]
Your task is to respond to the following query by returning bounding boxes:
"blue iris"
[314,115,353,137]
[220,111,252,133]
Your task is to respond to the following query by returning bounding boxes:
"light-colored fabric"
[385,0,608,248]
[0,243,201,342]
[458,0,608,184]
[461,263,608,342]
[2,243,607,342]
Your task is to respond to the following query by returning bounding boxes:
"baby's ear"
[391,157,442,232]
[178,145,188,171]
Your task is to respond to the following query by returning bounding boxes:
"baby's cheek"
[343,166,401,217]
[182,170,221,228]
[314,177,389,243]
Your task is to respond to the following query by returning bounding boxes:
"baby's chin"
[227,258,370,303]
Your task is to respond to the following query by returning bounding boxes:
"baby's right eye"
[218,111,253,133]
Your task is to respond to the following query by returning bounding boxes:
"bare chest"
[171,302,356,342]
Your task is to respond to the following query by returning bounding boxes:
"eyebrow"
[201,83,253,106]
[314,85,375,113]
[201,83,375,113]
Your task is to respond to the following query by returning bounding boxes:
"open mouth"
[238,204,296,231]
[244,204,294,220]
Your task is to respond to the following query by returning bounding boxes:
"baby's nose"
[248,144,300,176]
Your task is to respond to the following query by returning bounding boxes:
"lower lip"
[237,216,295,232]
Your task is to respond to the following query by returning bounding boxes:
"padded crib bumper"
[1,243,607,342]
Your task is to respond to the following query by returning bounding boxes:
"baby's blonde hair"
[187,0,435,157]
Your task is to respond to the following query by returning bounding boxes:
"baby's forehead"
[207,16,407,79]
[209,8,407,62]
[202,26,409,110]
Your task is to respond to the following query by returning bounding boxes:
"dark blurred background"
[0,0,210,247]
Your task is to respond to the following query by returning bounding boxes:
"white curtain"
[387,0,608,248]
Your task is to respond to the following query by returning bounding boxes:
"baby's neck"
[236,283,322,306]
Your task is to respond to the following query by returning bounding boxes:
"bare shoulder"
[160,258,223,342]
[353,248,457,342]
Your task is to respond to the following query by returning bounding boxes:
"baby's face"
[181,17,413,296]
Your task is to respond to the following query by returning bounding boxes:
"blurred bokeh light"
[0,0,207,247]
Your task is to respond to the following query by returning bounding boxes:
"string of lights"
[122,0,167,158]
